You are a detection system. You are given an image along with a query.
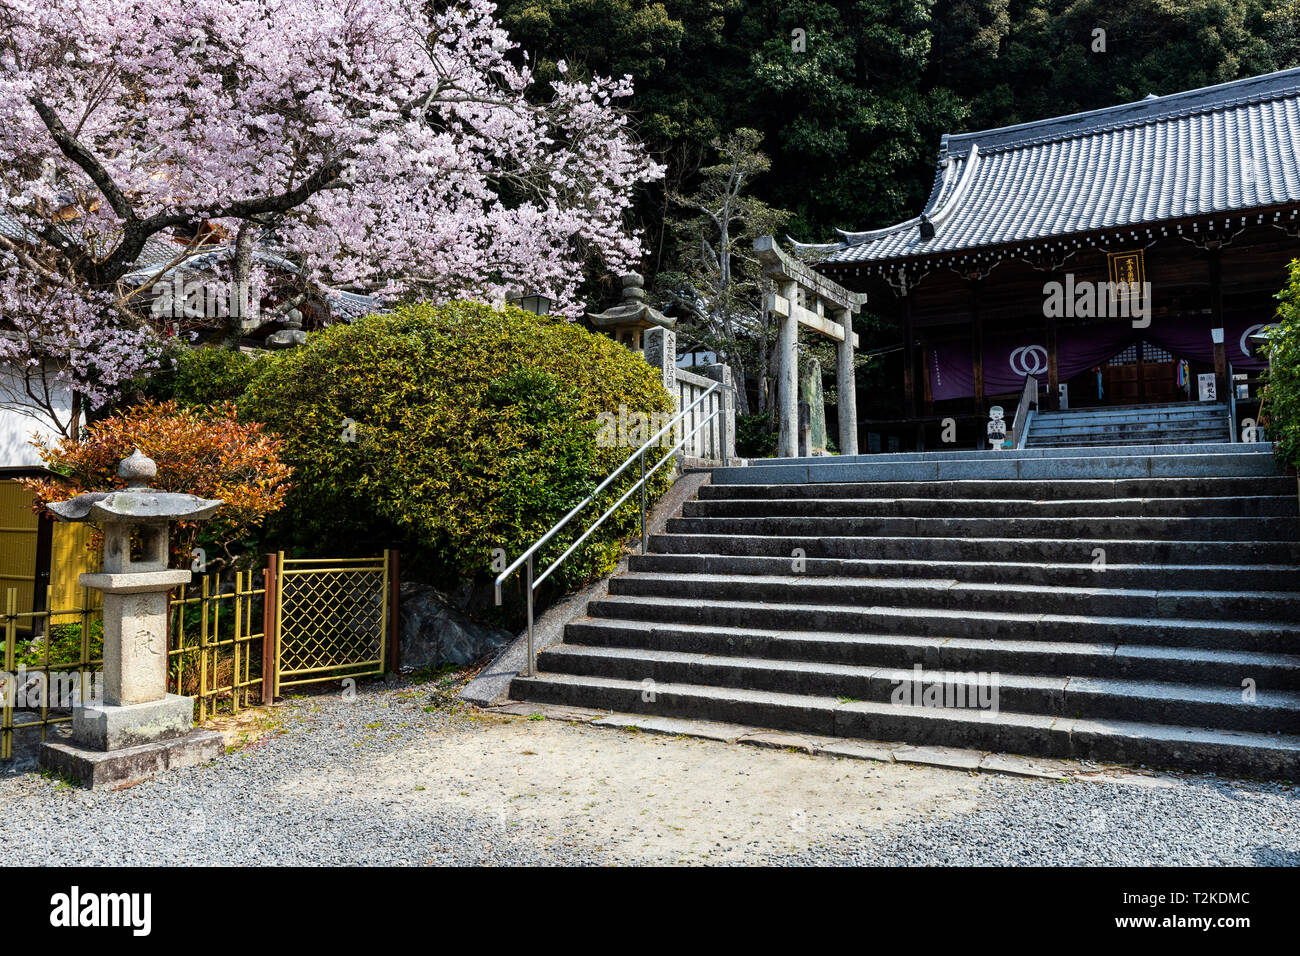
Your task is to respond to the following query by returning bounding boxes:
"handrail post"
[524,554,535,677]
[639,449,647,555]
[1227,361,1238,442]
[491,381,735,677]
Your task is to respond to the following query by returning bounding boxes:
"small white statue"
[987,406,1007,451]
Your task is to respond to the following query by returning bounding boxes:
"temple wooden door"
[1103,342,1183,405]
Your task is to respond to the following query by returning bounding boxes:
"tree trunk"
[68,390,82,441]
[727,355,751,415]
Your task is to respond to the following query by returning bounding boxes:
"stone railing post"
[642,326,677,394]
[643,325,679,452]
[702,363,736,463]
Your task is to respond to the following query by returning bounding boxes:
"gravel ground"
[2,677,1296,866]
[763,774,1300,867]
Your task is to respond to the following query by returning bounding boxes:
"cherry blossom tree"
[0,0,663,437]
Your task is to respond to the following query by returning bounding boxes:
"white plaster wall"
[0,364,77,468]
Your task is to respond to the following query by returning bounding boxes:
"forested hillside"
[497,0,1298,261]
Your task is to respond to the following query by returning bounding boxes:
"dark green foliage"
[735,413,778,459]
[1261,260,1300,470]
[496,0,1295,251]
[957,0,1286,134]
[7,620,104,669]
[143,345,267,409]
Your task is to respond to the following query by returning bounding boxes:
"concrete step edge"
[539,644,1300,708]
[511,673,1300,753]
[565,617,1300,668]
[589,593,1299,633]
[611,570,1300,602]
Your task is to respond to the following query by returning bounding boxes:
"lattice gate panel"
[274,553,390,695]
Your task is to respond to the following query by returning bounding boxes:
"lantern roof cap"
[46,450,222,524]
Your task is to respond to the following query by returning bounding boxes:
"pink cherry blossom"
[0,0,663,435]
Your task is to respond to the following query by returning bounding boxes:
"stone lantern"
[586,273,675,352]
[587,273,678,391]
[39,449,226,788]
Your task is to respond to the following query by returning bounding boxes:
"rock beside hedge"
[399,581,513,669]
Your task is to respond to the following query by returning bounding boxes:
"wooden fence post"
[261,552,277,704]
[387,550,401,674]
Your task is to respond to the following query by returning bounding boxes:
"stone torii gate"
[753,236,867,458]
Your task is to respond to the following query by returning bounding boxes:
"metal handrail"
[1010,374,1039,449]
[494,381,733,676]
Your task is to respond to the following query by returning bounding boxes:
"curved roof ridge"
[927,144,980,228]
[829,150,969,248]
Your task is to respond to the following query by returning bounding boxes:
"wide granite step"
[510,672,1300,778]
[562,617,1300,689]
[627,551,1300,591]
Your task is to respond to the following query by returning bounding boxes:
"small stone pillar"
[39,450,226,788]
[798,353,827,455]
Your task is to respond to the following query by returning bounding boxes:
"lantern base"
[72,693,197,751]
[39,729,224,790]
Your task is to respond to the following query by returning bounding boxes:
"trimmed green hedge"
[1262,259,1300,471]
[241,301,675,596]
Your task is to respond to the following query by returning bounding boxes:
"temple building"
[800,67,1300,450]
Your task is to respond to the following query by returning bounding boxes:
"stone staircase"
[1026,401,1231,447]
[510,443,1300,778]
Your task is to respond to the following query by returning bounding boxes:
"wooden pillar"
[32,514,53,620]
[261,552,277,704]
[1212,328,1228,400]
[969,280,984,449]
[970,281,985,404]
[900,289,925,450]
[1209,248,1228,399]
[1047,312,1059,411]
[387,549,401,674]
[835,308,858,456]
[900,291,916,419]
[777,280,799,457]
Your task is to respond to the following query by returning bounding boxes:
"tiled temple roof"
[800,67,1300,270]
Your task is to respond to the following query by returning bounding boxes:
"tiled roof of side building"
[801,67,1300,266]
[0,211,381,317]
